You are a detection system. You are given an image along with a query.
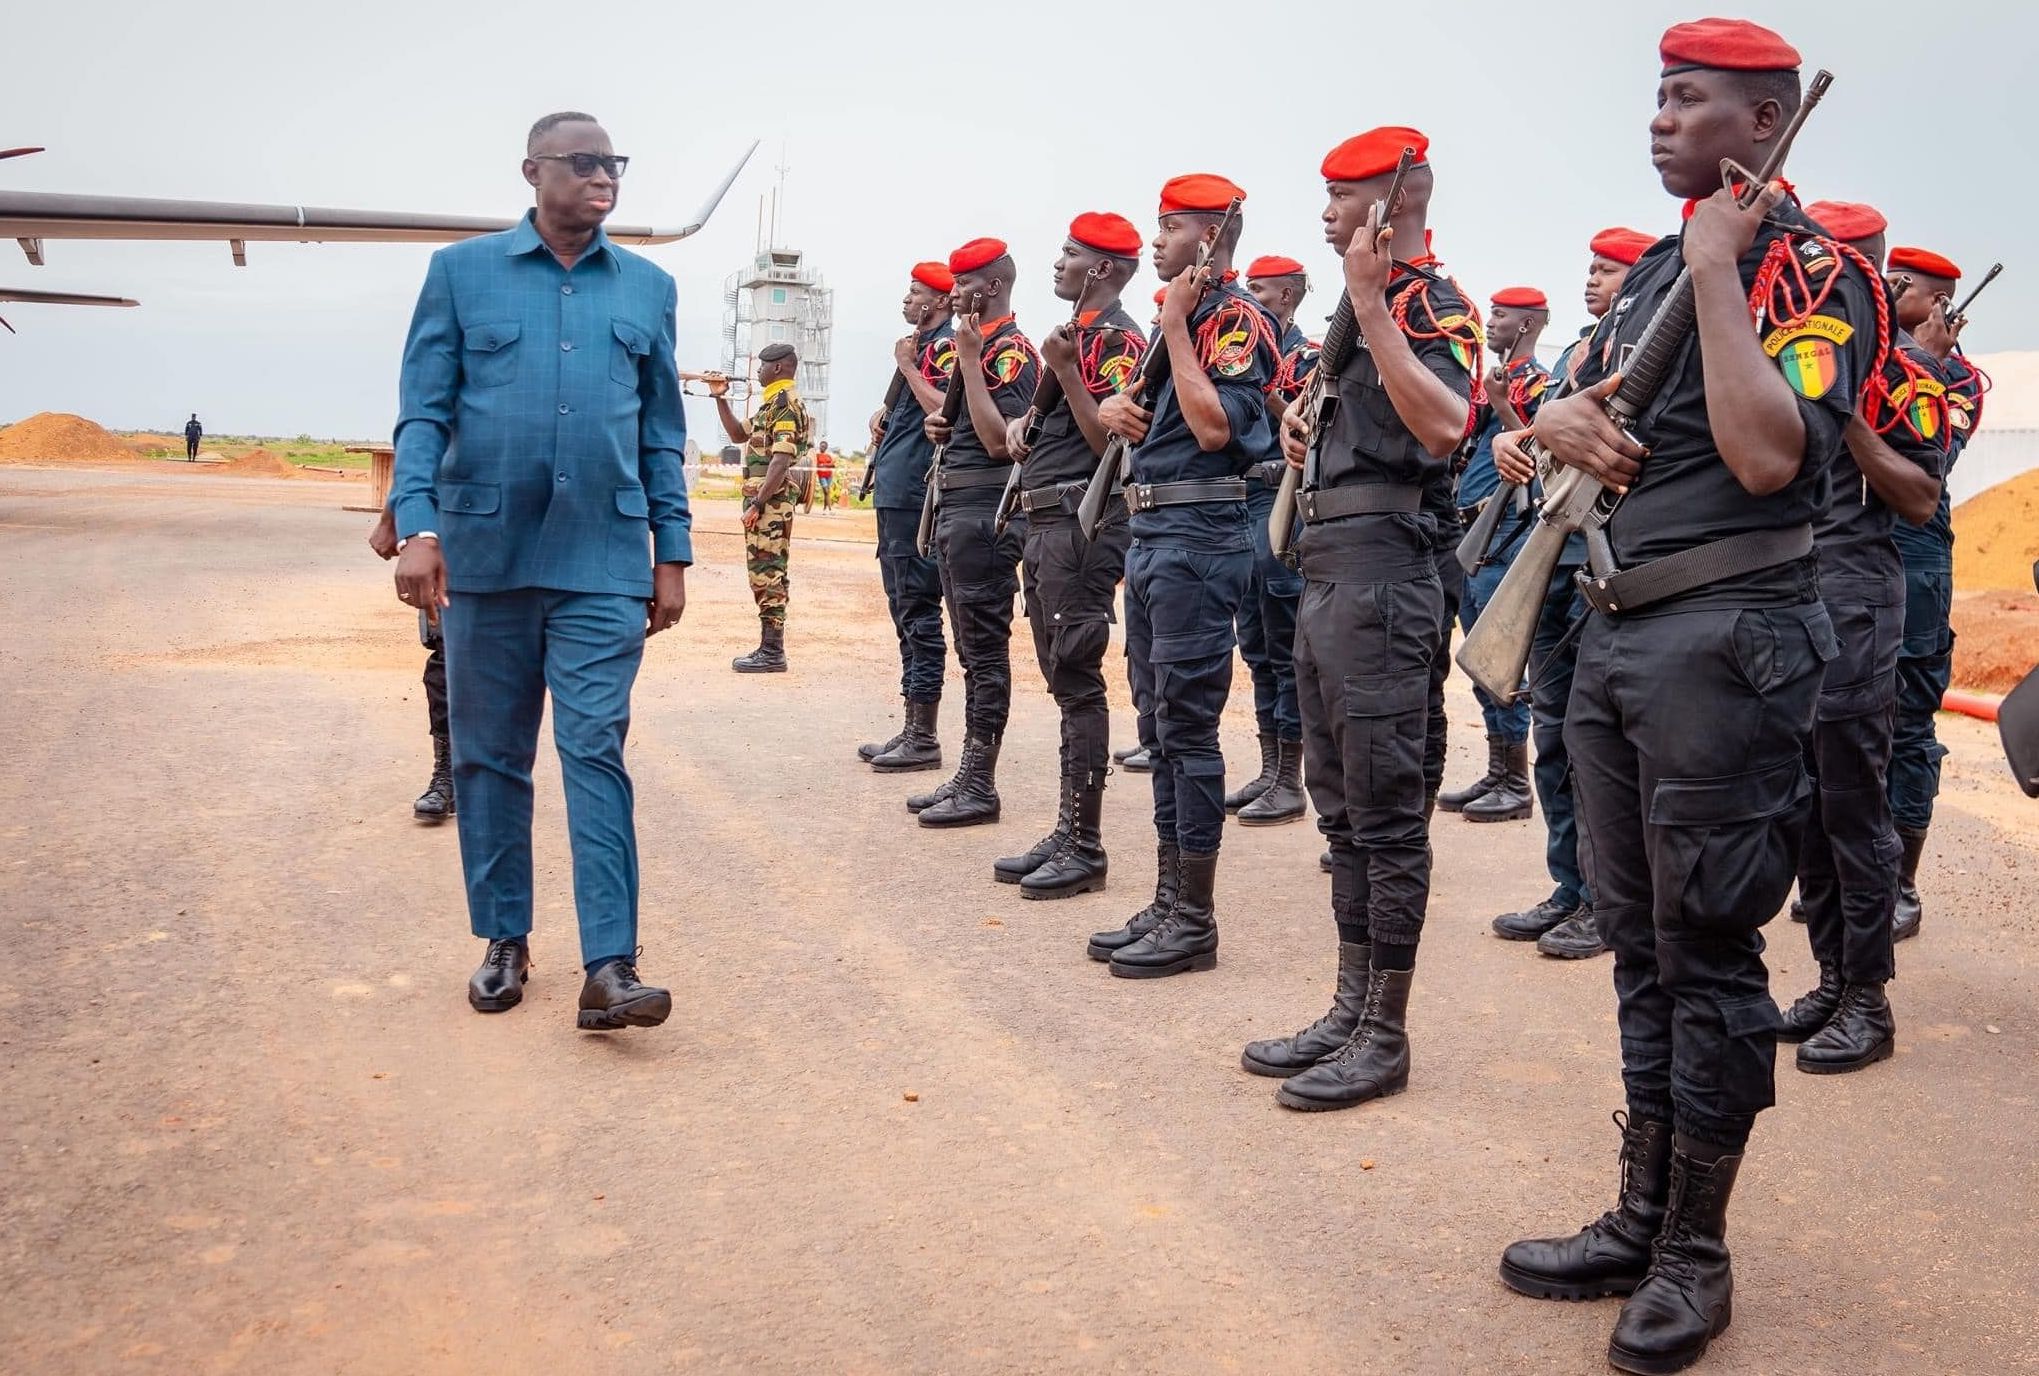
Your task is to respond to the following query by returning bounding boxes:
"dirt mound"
[1953,468,2039,592]
[1951,588,2039,695]
[0,412,133,464]
[122,432,181,453]
[220,448,296,478]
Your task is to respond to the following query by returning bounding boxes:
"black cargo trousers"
[1566,579,1837,1148]
[1023,502,1131,779]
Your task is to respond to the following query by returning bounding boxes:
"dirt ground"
[2,466,2035,1376]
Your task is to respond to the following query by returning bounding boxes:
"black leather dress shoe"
[577,955,672,1030]
[468,938,530,1013]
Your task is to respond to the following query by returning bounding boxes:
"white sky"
[3,0,2027,445]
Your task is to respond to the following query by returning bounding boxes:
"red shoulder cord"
[1079,321,1146,396]
[1391,277,1487,437]
[1747,233,1924,437]
[1193,293,1281,371]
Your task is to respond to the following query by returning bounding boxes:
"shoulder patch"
[989,343,1031,385]
[1204,301,1259,379]
[1892,376,1948,440]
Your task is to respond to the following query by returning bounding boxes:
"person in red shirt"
[814,441,836,511]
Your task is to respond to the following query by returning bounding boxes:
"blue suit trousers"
[442,588,646,968]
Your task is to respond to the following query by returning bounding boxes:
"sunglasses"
[532,152,629,179]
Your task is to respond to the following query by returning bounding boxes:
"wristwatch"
[397,531,439,551]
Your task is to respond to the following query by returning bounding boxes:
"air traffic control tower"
[720,246,835,442]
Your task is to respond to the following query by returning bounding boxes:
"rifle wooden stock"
[1454,483,1518,574]
[1456,70,1833,698]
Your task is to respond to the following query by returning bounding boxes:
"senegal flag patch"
[1762,314,1854,399]
[991,345,1029,385]
[1891,377,1948,439]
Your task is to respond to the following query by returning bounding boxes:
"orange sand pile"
[0,412,133,464]
[221,448,296,478]
[1950,589,2039,695]
[1953,469,2039,593]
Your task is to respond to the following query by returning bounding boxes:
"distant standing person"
[712,342,811,672]
[389,110,691,1033]
[815,441,836,511]
[369,506,456,822]
[184,413,202,460]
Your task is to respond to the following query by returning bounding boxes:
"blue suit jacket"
[392,212,692,598]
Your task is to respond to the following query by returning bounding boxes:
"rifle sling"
[1577,525,1813,616]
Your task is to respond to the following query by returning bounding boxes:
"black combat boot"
[1796,982,1895,1074]
[1464,739,1532,822]
[1538,907,1608,959]
[414,732,456,823]
[1500,1113,1674,1300]
[1775,963,1844,1044]
[1088,843,1178,961]
[1238,737,1306,825]
[918,735,1001,828]
[1109,850,1219,978]
[1606,1137,1742,1374]
[1121,744,1155,773]
[1893,825,1927,942]
[732,624,787,673]
[1319,849,1333,874]
[1274,961,1413,1110]
[1240,941,1370,1077]
[872,698,942,773]
[1111,744,1141,764]
[857,698,908,763]
[1022,772,1108,900]
[906,710,971,812]
[1491,896,1578,942]
[1439,732,1504,813]
[995,775,1074,884]
[1224,732,1279,812]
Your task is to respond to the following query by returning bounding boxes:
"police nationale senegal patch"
[1763,315,1853,400]
[1892,376,1948,439]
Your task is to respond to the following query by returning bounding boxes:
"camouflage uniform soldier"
[714,341,811,672]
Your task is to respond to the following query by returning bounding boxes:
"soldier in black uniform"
[1084,173,1281,977]
[1497,22,1884,1374]
[911,238,1040,828]
[994,213,1148,898]
[1224,253,1314,827]
[1236,128,1478,1110]
[1775,202,1947,1073]
[1488,227,1653,960]
[857,261,958,774]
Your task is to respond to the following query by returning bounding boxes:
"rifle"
[1455,322,1554,576]
[994,266,1106,536]
[1267,147,1418,560]
[1943,261,2003,328]
[915,292,983,557]
[1077,196,1243,541]
[1455,70,1834,702]
[857,304,933,503]
[679,369,751,401]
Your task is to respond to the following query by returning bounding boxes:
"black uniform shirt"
[1022,304,1147,487]
[1571,199,1881,582]
[871,320,956,511]
[1893,349,1982,572]
[1128,279,1283,552]
[1816,329,1946,595]
[942,315,1039,475]
[1304,266,1479,572]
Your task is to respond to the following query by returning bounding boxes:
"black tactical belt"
[1298,483,1423,524]
[1457,503,1485,523]
[1124,478,1251,513]
[1577,524,1815,615]
[1020,480,1117,514]
[936,467,1010,493]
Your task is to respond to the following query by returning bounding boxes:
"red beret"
[948,237,1009,274]
[1069,211,1142,258]
[1660,18,1801,74]
[1153,287,1169,307]
[1888,246,1961,281]
[911,261,955,293]
[1245,254,1307,279]
[1804,200,1888,244]
[1322,127,1429,183]
[1158,174,1245,216]
[1491,286,1548,310]
[1588,227,1656,267]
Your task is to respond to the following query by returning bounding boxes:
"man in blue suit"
[391,112,691,1031]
